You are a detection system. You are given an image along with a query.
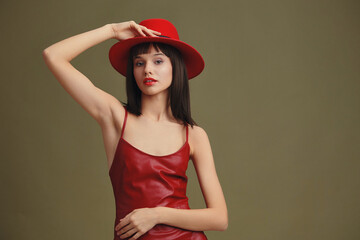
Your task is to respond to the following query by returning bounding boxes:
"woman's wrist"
[106,23,116,39]
[154,207,165,224]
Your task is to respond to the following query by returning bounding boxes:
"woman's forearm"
[43,24,114,61]
[155,207,228,232]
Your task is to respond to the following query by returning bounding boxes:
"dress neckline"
[109,135,189,174]
[120,106,189,158]
[120,136,189,158]
[109,106,190,174]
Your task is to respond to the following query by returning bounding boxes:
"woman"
[43,18,228,240]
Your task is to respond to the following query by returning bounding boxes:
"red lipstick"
[143,78,158,86]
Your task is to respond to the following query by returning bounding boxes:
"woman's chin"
[140,88,169,97]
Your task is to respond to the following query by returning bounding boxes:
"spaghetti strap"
[186,124,189,143]
[120,105,128,139]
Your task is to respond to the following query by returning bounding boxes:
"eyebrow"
[134,53,165,59]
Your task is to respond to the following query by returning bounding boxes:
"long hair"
[122,42,197,127]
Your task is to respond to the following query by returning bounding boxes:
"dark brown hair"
[122,42,197,127]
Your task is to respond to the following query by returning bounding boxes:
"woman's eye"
[155,59,163,64]
[134,62,144,67]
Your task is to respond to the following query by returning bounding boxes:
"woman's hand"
[115,207,160,239]
[110,21,161,41]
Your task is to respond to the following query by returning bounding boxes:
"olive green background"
[1,0,359,239]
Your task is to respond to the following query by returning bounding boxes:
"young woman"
[43,18,228,240]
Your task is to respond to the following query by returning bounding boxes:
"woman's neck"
[140,92,175,122]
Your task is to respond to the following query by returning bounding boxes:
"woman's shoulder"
[188,124,207,136]
[188,124,210,156]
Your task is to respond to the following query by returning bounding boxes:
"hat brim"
[109,36,204,80]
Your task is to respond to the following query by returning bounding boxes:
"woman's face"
[133,45,173,96]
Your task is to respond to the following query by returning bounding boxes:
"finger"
[134,24,146,37]
[115,218,129,231]
[147,29,161,37]
[141,27,154,37]
[140,26,161,37]
[116,211,134,230]
[130,231,144,240]
[128,21,146,37]
[117,222,133,236]
[120,227,137,239]
[148,28,161,35]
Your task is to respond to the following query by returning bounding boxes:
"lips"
[143,78,158,86]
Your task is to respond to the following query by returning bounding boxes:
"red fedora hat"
[109,18,204,80]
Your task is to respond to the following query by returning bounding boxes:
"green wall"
[1,0,359,239]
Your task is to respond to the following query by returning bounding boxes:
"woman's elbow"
[213,212,228,231]
[218,216,228,231]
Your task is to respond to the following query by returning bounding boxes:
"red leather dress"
[109,106,208,240]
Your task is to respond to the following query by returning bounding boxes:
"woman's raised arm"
[42,21,160,124]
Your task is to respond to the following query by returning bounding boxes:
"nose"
[144,62,152,76]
